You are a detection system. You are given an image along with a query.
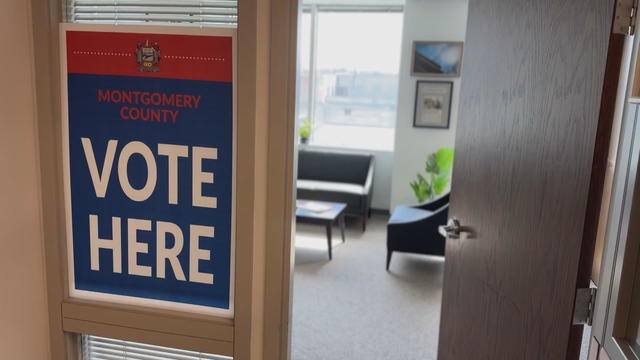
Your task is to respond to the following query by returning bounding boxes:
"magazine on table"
[296,200,332,213]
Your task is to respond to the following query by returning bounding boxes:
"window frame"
[57,22,237,357]
[33,0,299,359]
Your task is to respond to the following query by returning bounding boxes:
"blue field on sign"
[67,73,233,310]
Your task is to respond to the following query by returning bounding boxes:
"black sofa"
[386,194,449,270]
[297,148,375,231]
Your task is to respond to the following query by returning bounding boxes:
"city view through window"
[298,11,403,151]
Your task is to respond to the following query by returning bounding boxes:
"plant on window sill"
[299,118,312,145]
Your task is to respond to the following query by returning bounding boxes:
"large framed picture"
[411,41,464,77]
[413,81,453,129]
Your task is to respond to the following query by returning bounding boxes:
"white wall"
[390,0,468,209]
[370,150,394,210]
[0,0,51,358]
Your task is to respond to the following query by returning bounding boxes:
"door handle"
[439,218,473,239]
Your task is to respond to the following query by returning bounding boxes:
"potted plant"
[410,147,454,203]
[299,118,311,145]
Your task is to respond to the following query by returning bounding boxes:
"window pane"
[311,12,403,151]
[297,12,312,119]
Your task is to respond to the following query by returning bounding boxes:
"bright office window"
[299,10,403,151]
[297,11,313,120]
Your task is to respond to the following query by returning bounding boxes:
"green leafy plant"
[410,147,454,203]
[299,118,312,142]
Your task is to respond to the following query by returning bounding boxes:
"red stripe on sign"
[66,31,232,82]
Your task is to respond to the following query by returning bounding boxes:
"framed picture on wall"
[413,81,453,129]
[411,41,464,77]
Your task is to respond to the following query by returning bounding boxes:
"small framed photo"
[411,41,464,77]
[413,81,453,129]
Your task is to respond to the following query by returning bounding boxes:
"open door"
[438,0,623,358]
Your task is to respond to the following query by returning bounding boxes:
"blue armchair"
[386,194,450,270]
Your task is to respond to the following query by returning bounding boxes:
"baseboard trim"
[371,208,390,216]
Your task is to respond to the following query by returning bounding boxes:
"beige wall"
[0,0,51,358]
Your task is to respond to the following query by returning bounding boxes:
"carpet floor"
[291,214,444,360]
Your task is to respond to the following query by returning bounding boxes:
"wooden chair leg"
[362,216,367,232]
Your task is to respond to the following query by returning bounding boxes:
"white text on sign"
[80,138,219,284]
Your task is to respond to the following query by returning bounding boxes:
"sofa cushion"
[297,148,372,185]
[296,180,365,211]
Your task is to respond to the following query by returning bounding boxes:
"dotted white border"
[72,51,130,56]
[72,51,226,62]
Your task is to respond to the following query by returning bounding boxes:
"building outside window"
[298,9,403,151]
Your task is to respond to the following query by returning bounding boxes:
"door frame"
[591,14,640,360]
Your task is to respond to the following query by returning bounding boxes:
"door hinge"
[573,288,597,326]
[614,0,638,35]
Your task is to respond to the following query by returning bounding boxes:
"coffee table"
[296,200,347,260]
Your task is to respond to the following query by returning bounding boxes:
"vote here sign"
[61,25,235,316]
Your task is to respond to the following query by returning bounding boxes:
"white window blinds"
[66,0,238,26]
[82,335,232,360]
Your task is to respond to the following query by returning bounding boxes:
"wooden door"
[438,0,617,359]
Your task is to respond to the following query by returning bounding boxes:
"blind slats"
[73,7,237,15]
[74,14,237,24]
[67,0,238,26]
[73,0,236,6]
[83,335,231,360]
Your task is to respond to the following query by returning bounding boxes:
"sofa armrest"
[363,156,375,215]
[363,156,375,194]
